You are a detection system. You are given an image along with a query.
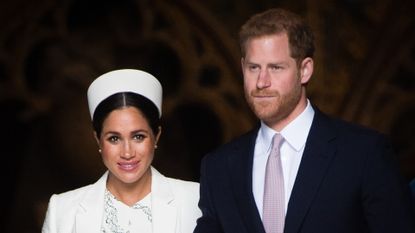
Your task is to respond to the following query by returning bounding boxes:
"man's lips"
[251,91,278,98]
[252,94,277,98]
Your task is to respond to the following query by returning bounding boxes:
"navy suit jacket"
[194,109,415,233]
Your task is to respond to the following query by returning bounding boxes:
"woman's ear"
[300,57,314,84]
[93,131,100,147]
[155,126,162,147]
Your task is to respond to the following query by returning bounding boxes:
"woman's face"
[96,106,160,187]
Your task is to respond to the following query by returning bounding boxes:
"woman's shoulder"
[166,177,199,191]
[49,172,108,204]
[49,183,94,207]
[152,167,199,198]
[164,177,200,210]
[55,183,93,197]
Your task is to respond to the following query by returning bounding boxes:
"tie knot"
[272,134,284,151]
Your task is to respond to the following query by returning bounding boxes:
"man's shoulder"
[315,109,387,142]
[332,116,384,138]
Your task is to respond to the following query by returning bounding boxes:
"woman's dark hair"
[92,92,160,138]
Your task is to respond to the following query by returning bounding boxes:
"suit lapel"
[75,172,108,233]
[228,127,266,233]
[151,167,177,233]
[284,110,337,233]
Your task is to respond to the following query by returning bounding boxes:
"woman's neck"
[106,169,152,206]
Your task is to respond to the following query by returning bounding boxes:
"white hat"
[87,69,162,119]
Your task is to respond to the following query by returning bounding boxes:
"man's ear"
[241,57,246,75]
[300,57,314,84]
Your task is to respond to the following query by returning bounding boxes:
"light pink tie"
[263,134,285,233]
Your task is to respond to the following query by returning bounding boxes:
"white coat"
[42,167,201,233]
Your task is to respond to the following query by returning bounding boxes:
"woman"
[42,69,201,233]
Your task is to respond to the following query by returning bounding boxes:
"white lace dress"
[101,189,152,233]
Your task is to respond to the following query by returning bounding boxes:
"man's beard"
[245,84,302,125]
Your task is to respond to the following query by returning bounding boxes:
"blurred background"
[1,0,414,232]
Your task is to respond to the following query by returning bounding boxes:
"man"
[411,178,415,207]
[194,8,415,233]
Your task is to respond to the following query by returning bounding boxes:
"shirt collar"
[258,99,315,153]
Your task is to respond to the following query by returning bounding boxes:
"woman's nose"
[121,142,134,159]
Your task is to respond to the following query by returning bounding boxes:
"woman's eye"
[108,136,119,143]
[133,134,146,141]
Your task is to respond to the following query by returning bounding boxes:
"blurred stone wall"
[0,0,413,232]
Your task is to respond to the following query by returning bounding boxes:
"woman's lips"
[118,161,139,171]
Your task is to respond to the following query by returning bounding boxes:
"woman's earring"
[98,149,102,153]
[154,145,158,149]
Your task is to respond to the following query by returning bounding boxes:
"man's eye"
[249,65,259,71]
[270,65,282,70]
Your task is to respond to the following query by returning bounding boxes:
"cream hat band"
[87,69,162,119]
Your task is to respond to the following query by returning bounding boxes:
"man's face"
[242,33,311,129]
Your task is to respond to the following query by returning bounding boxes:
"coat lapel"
[75,172,108,233]
[228,127,266,233]
[284,110,337,233]
[74,168,178,233]
[151,167,177,233]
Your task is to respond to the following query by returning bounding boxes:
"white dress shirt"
[252,100,314,218]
